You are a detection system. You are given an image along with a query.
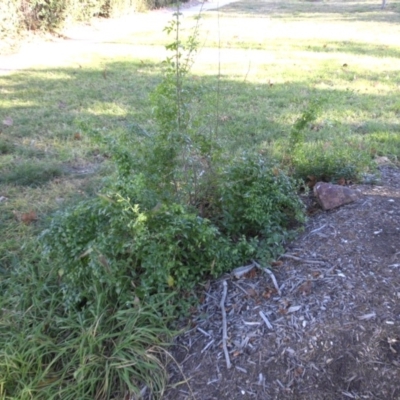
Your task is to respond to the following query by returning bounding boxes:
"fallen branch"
[220,280,231,369]
[252,260,281,296]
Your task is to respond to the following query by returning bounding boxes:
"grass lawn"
[1,0,400,397]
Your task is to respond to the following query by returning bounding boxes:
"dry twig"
[252,260,281,296]
[259,311,273,330]
[220,280,231,369]
[279,254,326,265]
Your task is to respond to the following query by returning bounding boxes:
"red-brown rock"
[314,182,362,211]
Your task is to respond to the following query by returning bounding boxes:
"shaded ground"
[164,164,400,400]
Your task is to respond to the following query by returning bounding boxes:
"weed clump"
[285,97,374,183]
[41,9,305,319]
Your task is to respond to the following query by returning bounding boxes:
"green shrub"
[1,0,183,37]
[41,150,305,316]
[289,97,323,150]
[101,0,137,16]
[212,155,306,259]
[41,10,306,316]
[41,182,241,314]
[66,0,104,21]
[133,0,181,12]
[283,96,374,182]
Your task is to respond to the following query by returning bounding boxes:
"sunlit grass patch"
[367,131,400,159]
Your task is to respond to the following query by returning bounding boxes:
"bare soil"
[164,164,400,400]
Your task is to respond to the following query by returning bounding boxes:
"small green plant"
[212,154,306,261]
[148,6,214,207]
[289,96,324,151]
[291,138,373,182]
[284,97,373,182]
[0,138,15,154]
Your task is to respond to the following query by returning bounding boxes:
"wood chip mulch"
[163,165,400,400]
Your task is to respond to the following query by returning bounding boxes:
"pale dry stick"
[391,251,400,262]
[252,260,281,296]
[201,339,215,354]
[358,312,376,321]
[243,58,252,83]
[243,321,261,326]
[231,263,255,279]
[220,280,232,369]
[279,254,326,265]
[231,281,251,296]
[329,223,337,238]
[259,310,273,330]
[197,327,211,337]
[306,223,327,237]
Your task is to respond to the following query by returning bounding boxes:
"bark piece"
[314,182,362,211]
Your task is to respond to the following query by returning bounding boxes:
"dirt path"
[164,164,400,399]
[0,0,236,75]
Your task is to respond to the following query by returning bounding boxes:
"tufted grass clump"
[0,161,64,186]
[0,256,175,400]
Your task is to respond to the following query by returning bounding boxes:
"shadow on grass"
[0,58,399,269]
[0,58,399,188]
[215,0,400,24]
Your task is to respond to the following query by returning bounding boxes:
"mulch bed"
[164,164,400,400]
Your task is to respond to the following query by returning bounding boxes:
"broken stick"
[220,280,231,369]
[279,254,326,265]
[252,260,282,296]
